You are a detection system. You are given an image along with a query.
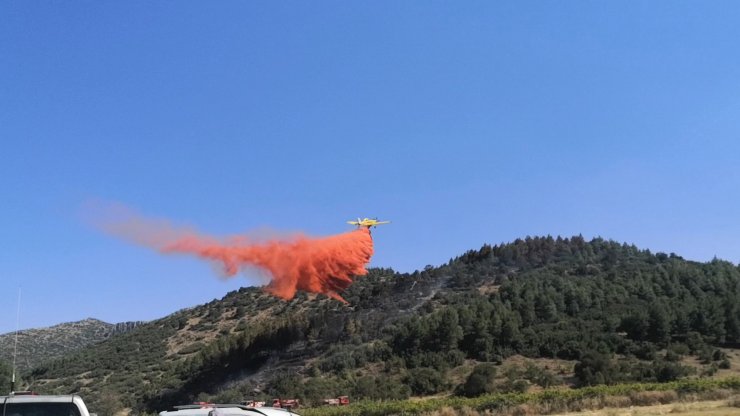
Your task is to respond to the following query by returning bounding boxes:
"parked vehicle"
[159,403,299,416]
[270,399,299,410]
[322,396,349,406]
[0,393,92,416]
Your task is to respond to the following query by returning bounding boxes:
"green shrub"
[653,361,693,382]
[460,363,497,397]
[405,367,447,395]
[702,364,719,377]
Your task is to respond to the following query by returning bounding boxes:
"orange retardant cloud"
[161,228,374,303]
[94,206,374,303]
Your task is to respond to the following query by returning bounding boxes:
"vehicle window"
[4,403,82,416]
[207,411,254,416]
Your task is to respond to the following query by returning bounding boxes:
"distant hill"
[0,318,142,373]
[17,236,740,414]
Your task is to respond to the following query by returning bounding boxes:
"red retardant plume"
[93,206,375,303]
[162,228,374,303]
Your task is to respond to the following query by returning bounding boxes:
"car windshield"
[3,403,82,416]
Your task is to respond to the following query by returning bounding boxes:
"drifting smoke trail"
[96,208,374,303]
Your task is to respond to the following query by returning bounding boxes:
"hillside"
[17,236,740,414]
[0,318,142,373]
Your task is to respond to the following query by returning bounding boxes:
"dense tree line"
[382,237,738,387]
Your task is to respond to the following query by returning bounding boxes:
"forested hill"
[20,236,740,413]
[0,318,143,373]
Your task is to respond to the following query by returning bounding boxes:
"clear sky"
[2,1,740,334]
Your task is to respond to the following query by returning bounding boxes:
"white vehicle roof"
[159,405,299,416]
[2,395,80,403]
[1,395,91,416]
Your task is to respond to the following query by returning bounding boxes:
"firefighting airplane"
[347,217,391,229]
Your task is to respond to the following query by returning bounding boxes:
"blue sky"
[2,1,740,334]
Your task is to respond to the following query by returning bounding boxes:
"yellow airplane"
[347,217,391,229]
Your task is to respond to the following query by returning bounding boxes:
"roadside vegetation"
[298,377,740,416]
